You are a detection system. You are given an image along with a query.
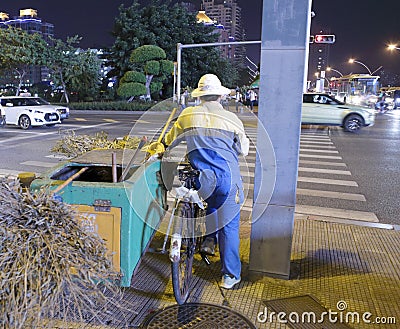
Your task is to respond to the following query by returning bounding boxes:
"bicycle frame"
[167,164,207,305]
[169,173,205,263]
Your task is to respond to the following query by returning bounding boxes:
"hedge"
[57,99,177,112]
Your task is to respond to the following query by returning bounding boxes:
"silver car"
[0,96,69,129]
[302,93,375,132]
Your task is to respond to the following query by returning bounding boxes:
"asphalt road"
[328,111,400,225]
[0,108,399,226]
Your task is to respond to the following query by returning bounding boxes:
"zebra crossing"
[0,116,379,225]
[160,126,379,225]
[242,127,379,224]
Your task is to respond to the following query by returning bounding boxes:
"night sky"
[1,0,399,79]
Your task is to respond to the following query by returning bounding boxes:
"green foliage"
[0,28,102,102]
[145,60,160,76]
[118,44,173,100]
[108,0,239,90]
[130,45,166,63]
[0,26,48,95]
[66,50,102,101]
[120,71,146,84]
[43,36,101,103]
[67,101,152,111]
[117,82,147,98]
[150,81,163,94]
[0,26,47,67]
[160,60,174,75]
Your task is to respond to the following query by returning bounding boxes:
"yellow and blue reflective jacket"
[164,101,249,179]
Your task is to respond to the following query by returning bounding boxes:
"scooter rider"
[147,74,249,289]
[376,91,388,113]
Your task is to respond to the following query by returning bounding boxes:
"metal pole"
[177,43,182,106]
[173,62,177,102]
[176,40,261,103]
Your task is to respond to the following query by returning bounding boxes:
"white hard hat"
[191,74,231,97]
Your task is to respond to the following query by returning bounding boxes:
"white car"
[0,96,69,129]
[302,93,375,132]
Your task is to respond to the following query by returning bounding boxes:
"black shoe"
[200,237,215,256]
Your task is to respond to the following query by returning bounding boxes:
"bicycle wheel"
[171,202,196,305]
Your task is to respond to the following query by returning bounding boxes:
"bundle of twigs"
[0,178,125,328]
[51,130,143,158]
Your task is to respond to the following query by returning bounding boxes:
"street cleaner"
[147,74,249,289]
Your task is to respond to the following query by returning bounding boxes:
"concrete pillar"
[249,0,313,279]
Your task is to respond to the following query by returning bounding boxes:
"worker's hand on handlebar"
[142,141,165,156]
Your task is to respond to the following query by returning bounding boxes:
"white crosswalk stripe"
[20,161,56,168]
[297,176,358,187]
[299,160,346,167]
[295,205,379,222]
[241,128,378,224]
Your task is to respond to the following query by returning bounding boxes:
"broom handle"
[118,136,147,182]
[157,107,177,143]
[52,166,89,195]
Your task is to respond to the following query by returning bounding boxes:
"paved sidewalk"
[88,216,399,329]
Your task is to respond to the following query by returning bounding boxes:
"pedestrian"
[180,89,188,110]
[148,74,249,289]
[248,88,257,112]
[235,88,242,113]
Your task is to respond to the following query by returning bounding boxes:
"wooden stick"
[157,107,177,143]
[52,167,89,195]
[111,152,117,183]
[118,136,147,182]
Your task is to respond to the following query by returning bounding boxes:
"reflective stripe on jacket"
[164,101,249,179]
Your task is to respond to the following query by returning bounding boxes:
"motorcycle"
[375,94,394,114]
[375,100,389,113]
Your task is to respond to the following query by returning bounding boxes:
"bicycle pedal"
[200,252,211,265]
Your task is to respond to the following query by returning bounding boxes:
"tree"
[66,50,102,101]
[1,27,103,102]
[117,71,147,100]
[118,45,174,101]
[0,26,48,95]
[44,36,102,103]
[108,0,239,92]
[43,36,80,103]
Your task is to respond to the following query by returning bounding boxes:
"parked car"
[302,93,375,132]
[0,96,69,129]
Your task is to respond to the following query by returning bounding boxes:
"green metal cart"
[30,149,167,287]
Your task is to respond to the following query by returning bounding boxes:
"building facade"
[201,0,246,67]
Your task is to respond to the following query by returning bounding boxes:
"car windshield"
[1,97,50,106]
[303,94,344,105]
[24,98,50,106]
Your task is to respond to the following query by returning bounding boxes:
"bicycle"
[165,163,207,305]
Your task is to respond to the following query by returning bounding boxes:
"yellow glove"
[142,141,165,156]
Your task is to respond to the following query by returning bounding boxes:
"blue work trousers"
[202,175,243,280]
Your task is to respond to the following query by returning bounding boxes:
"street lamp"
[348,58,382,76]
[388,44,400,51]
[326,67,343,77]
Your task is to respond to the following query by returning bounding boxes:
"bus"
[329,74,380,107]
